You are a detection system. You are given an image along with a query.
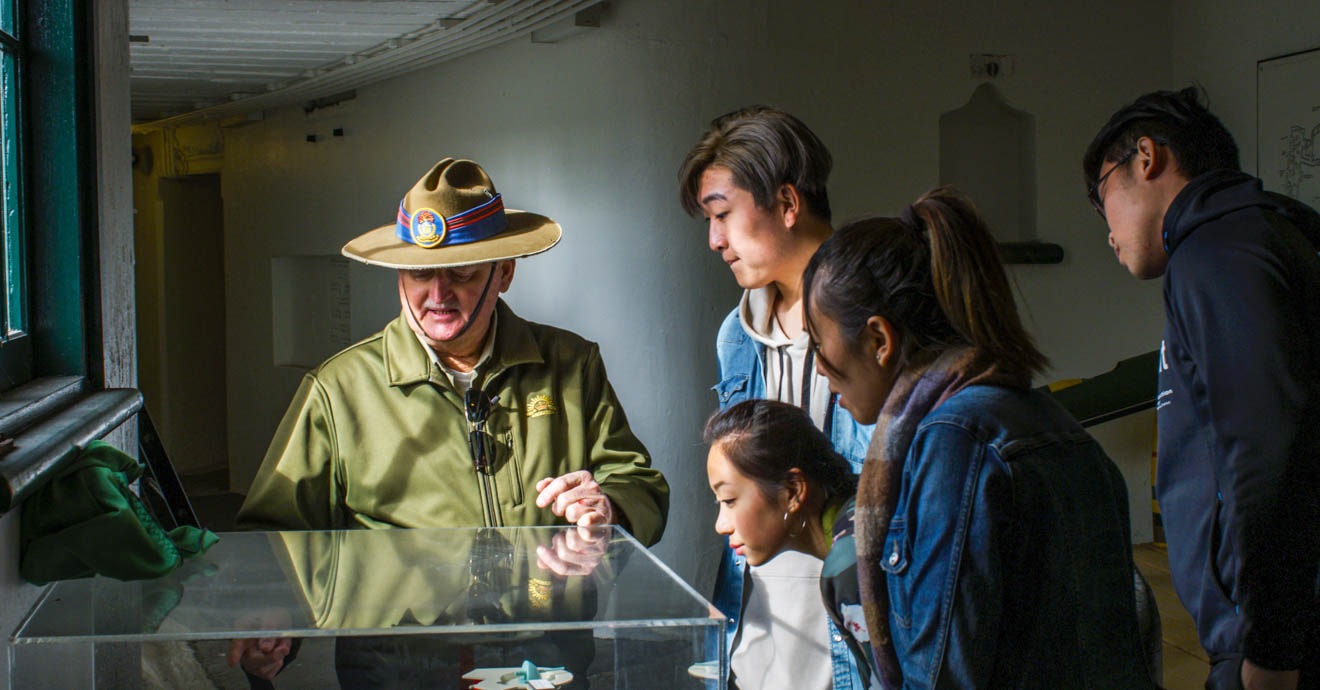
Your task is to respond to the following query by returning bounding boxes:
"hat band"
[395,193,507,249]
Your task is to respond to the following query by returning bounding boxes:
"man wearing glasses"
[1083,88,1320,690]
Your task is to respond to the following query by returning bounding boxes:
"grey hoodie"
[738,286,835,430]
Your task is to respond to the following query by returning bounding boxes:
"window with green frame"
[0,0,90,393]
[0,0,30,390]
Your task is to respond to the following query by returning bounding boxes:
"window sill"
[0,377,142,514]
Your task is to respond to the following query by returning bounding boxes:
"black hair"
[704,399,856,503]
[1083,86,1240,189]
[679,106,833,221]
[802,187,1048,377]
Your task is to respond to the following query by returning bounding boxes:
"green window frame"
[0,0,90,393]
[0,0,30,389]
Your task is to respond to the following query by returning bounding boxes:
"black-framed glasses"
[1087,146,1138,219]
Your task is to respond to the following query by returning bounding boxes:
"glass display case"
[8,526,726,689]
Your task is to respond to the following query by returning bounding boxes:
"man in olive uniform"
[229,158,669,681]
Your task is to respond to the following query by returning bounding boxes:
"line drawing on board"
[1258,47,1320,206]
[1278,120,1320,203]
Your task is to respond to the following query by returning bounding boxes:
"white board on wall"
[1257,47,1320,206]
[271,255,352,368]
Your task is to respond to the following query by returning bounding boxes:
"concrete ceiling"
[129,0,602,126]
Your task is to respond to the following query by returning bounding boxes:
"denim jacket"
[711,307,874,689]
[873,384,1152,688]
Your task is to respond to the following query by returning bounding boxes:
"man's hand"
[536,525,610,576]
[226,637,292,680]
[1241,658,1299,690]
[226,608,294,680]
[535,471,616,527]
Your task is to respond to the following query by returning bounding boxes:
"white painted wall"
[1171,0,1320,176]
[223,0,1183,590]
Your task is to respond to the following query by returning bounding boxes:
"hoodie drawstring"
[772,344,817,419]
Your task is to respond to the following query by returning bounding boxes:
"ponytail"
[803,186,1047,377]
[914,187,1048,375]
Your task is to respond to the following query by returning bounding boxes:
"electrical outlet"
[970,54,1015,79]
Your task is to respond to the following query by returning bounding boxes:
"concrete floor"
[1133,543,1211,690]
[180,469,243,532]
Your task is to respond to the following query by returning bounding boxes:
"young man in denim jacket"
[680,107,873,689]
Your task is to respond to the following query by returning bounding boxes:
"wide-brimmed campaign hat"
[342,158,561,269]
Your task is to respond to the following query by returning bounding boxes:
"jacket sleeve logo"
[525,393,558,419]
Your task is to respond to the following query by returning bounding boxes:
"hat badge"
[410,208,446,248]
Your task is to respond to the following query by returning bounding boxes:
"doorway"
[133,169,229,494]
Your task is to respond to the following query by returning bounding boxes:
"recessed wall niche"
[271,255,352,368]
[939,83,1063,264]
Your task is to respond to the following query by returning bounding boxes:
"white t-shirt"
[731,549,832,690]
[729,286,835,690]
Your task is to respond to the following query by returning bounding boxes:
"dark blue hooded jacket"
[1157,169,1320,675]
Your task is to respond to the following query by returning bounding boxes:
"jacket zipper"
[461,370,506,528]
[469,424,502,527]
[478,443,502,527]
[462,385,503,528]
[481,378,506,527]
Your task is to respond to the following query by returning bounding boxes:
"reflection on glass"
[277,526,605,631]
[12,526,718,642]
[10,527,727,689]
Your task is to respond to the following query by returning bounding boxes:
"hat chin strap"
[402,264,499,352]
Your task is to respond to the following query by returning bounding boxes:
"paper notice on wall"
[1258,49,1320,207]
[271,255,352,368]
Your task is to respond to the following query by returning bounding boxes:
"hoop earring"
[784,508,807,539]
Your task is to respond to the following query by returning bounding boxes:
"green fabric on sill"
[19,440,218,585]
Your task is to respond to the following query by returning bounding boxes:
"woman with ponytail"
[801,188,1154,688]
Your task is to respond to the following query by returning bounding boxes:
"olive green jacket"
[236,300,669,546]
